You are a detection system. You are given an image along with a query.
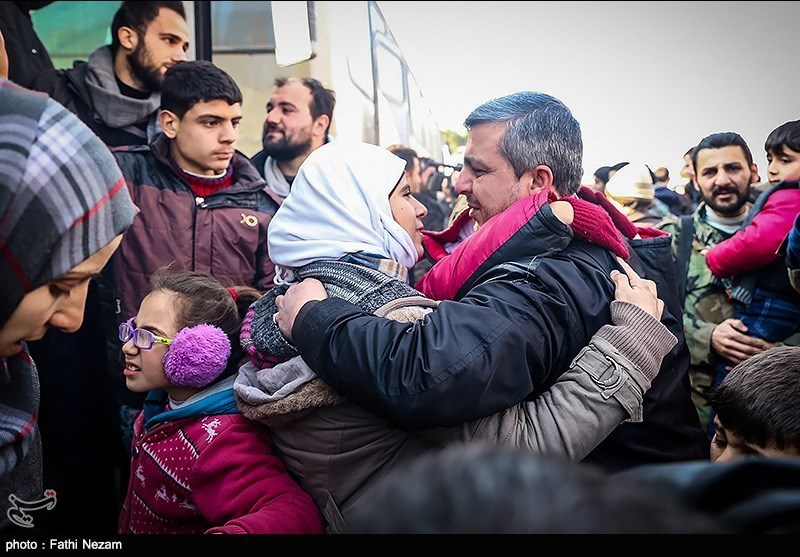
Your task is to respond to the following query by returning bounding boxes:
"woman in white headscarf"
[234,141,675,532]
[0,79,136,530]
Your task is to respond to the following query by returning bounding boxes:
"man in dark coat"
[274,91,708,472]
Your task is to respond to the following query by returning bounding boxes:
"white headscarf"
[268,141,419,283]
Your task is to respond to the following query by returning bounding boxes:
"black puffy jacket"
[295,197,707,471]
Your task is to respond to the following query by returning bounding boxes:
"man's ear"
[159,109,179,138]
[117,25,138,52]
[525,165,555,196]
[750,163,759,184]
[312,114,330,138]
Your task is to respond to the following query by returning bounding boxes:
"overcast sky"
[378,1,800,184]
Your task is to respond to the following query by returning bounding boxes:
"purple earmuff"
[163,324,231,387]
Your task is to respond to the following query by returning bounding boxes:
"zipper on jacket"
[192,197,203,269]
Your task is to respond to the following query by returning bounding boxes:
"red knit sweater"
[119,410,324,534]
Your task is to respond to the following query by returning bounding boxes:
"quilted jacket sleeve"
[420,301,676,460]
[706,189,800,278]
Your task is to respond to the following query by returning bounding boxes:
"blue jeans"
[733,288,800,342]
[708,288,800,442]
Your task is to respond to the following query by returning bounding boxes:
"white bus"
[32,1,445,160]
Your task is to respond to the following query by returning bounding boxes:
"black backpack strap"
[676,215,694,302]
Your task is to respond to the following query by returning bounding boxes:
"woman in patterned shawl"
[0,78,136,530]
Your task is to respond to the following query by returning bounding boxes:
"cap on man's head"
[605,163,655,203]
[594,166,613,184]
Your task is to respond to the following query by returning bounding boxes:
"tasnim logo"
[7,490,57,528]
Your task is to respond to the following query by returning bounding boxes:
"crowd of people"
[1,1,799,535]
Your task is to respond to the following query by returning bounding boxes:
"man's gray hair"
[464,92,584,196]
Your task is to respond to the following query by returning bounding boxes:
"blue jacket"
[787,212,800,293]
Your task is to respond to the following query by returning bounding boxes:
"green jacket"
[659,205,734,376]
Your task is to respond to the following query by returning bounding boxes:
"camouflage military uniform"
[659,205,734,430]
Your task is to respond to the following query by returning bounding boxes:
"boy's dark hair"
[710,345,800,454]
[386,144,419,173]
[274,76,336,138]
[161,60,243,118]
[693,132,753,172]
[147,269,261,380]
[765,119,800,155]
[110,1,186,55]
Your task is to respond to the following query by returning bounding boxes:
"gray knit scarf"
[241,257,420,367]
[84,46,161,140]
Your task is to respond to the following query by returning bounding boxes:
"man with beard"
[20,2,188,534]
[659,132,774,436]
[250,76,336,203]
[29,1,188,147]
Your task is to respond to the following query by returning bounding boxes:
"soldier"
[659,132,774,434]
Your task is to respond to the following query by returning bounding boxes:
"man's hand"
[611,257,664,319]
[711,318,775,366]
[274,278,328,343]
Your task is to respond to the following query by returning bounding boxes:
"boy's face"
[766,146,800,183]
[680,153,695,181]
[710,416,800,462]
[161,99,242,176]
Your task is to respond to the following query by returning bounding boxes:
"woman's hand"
[610,257,664,319]
[274,278,328,342]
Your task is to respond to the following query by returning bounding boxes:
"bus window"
[374,42,404,105]
[31,1,121,68]
[211,1,275,53]
[408,76,440,158]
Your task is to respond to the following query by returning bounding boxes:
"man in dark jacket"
[29,1,188,147]
[275,91,707,471]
